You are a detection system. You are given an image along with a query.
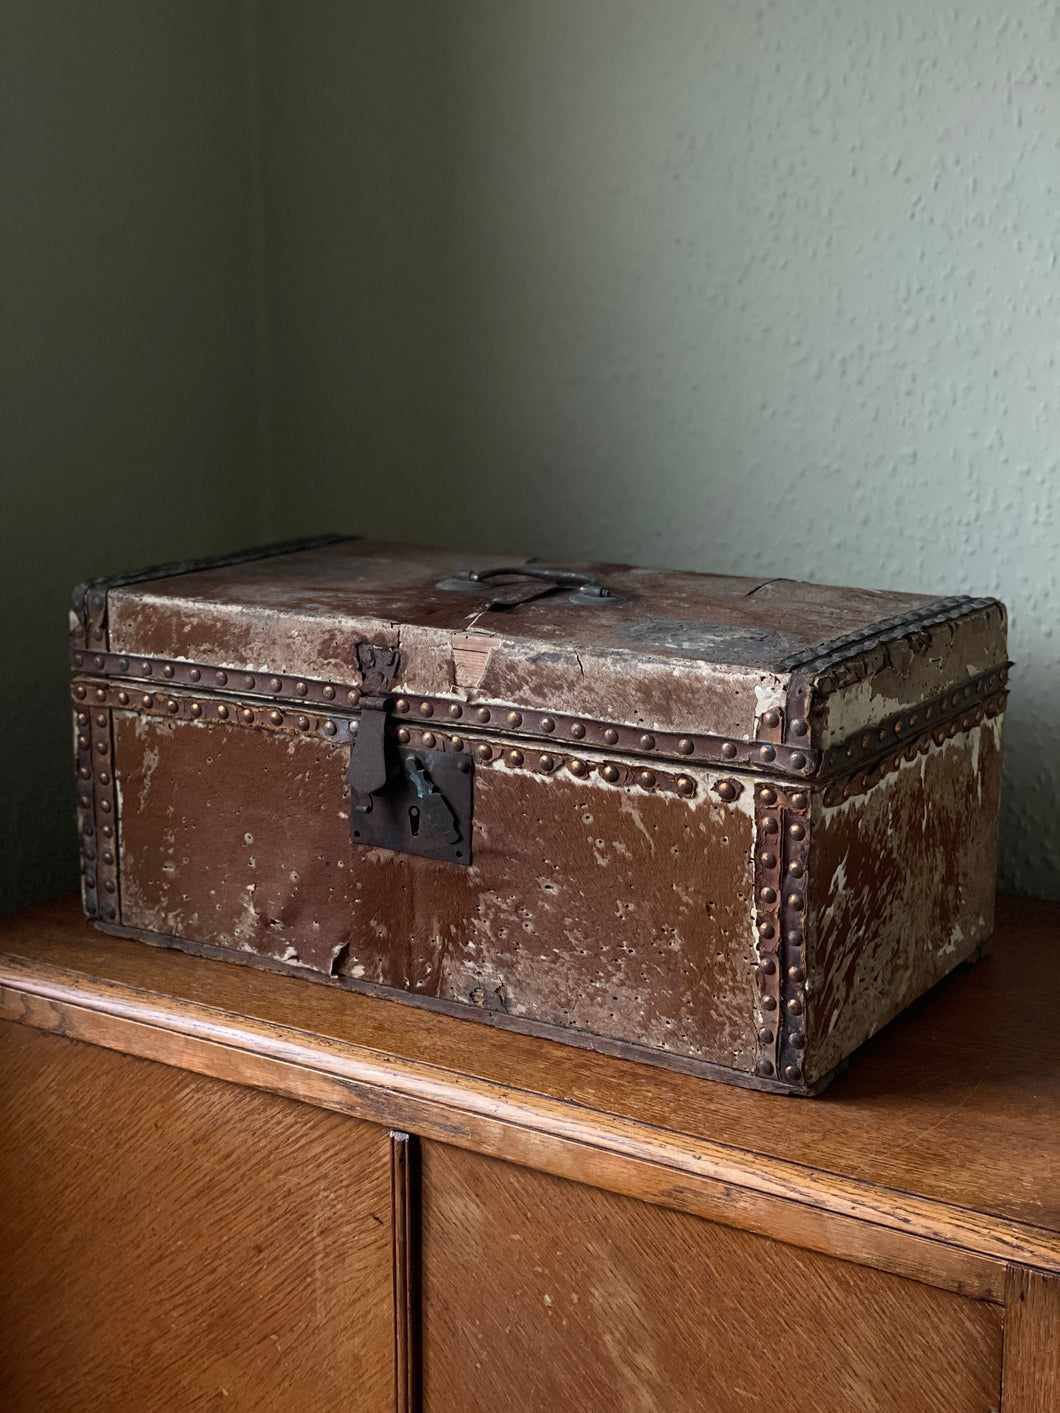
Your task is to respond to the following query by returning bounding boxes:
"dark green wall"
[1,1,264,910]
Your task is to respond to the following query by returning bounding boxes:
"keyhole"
[408,805,420,837]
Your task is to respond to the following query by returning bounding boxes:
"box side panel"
[112,712,761,1074]
[806,716,1004,1084]
[812,602,1008,752]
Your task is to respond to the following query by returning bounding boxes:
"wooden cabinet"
[419,1144,1002,1413]
[1,894,1058,1411]
[1,1023,398,1412]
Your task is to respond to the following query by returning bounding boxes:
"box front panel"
[110,704,761,1073]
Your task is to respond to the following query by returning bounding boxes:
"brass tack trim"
[70,649,829,774]
[73,650,1003,797]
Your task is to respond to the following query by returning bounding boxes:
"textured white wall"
[258,0,1058,898]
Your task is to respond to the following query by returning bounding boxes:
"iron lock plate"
[349,742,473,866]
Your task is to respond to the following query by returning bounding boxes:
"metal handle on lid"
[438,566,625,606]
[462,566,597,589]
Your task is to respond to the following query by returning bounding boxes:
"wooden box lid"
[73,535,1008,777]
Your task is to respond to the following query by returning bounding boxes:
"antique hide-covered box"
[71,536,1008,1094]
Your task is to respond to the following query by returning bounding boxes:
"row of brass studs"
[73,680,359,745]
[776,808,811,1085]
[70,650,822,776]
[822,669,1008,774]
[72,678,804,806]
[394,724,705,798]
[71,651,1003,790]
[821,694,1006,808]
[75,705,120,924]
[71,649,367,713]
[392,695,818,776]
[752,786,811,1084]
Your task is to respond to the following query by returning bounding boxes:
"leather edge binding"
[771,595,1003,675]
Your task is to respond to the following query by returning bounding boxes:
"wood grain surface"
[1,894,1057,1305]
[1002,1267,1060,1411]
[0,944,1018,1303]
[419,1142,1003,1413]
[0,1020,396,1412]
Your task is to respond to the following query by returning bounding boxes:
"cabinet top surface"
[2,893,1057,1242]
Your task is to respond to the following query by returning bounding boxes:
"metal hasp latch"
[346,698,473,865]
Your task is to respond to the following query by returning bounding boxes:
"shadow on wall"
[0,0,263,911]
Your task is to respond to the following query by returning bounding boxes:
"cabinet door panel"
[0,1021,396,1412]
[420,1142,1002,1413]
